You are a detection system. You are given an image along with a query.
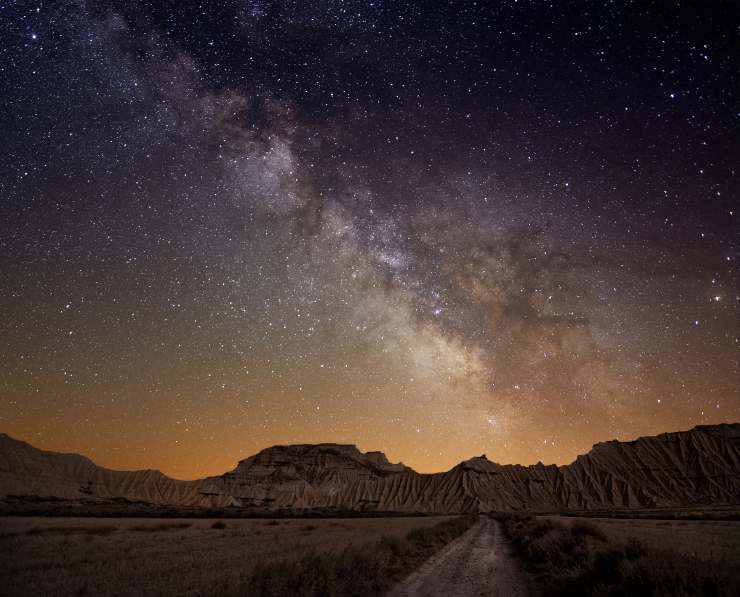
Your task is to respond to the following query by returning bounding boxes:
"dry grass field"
[499,514,740,597]
[0,516,454,596]
[547,516,740,564]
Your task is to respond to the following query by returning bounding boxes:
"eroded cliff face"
[2,424,739,512]
[199,443,411,509]
[559,424,740,509]
[0,433,210,507]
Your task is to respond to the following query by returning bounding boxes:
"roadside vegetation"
[0,515,468,596]
[246,515,477,597]
[496,513,740,597]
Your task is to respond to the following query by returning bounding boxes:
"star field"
[0,1,737,478]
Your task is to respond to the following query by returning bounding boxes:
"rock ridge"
[1,424,739,513]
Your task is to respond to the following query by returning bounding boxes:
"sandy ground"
[387,518,529,597]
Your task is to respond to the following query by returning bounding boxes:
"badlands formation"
[1,423,739,513]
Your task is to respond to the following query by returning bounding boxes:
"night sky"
[1,1,737,479]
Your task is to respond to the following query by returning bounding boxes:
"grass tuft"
[245,515,476,597]
[495,514,740,597]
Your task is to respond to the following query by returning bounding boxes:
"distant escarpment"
[1,424,739,514]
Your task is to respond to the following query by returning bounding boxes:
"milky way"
[1,1,737,478]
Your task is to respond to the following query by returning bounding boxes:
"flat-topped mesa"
[199,443,415,508]
[229,443,409,483]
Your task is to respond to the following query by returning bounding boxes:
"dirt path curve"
[386,517,530,597]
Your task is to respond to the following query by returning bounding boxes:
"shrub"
[245,515,477,597]
[495,514,739,597]
[571,521,606,541]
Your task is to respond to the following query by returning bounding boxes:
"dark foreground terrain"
[498,514,740,597]
[0,515,472,596]
[2,513,740,596]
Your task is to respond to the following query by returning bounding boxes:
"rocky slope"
[0,433,210,506]
[1,424,739,513]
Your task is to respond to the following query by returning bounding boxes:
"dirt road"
[387,517,530,597]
